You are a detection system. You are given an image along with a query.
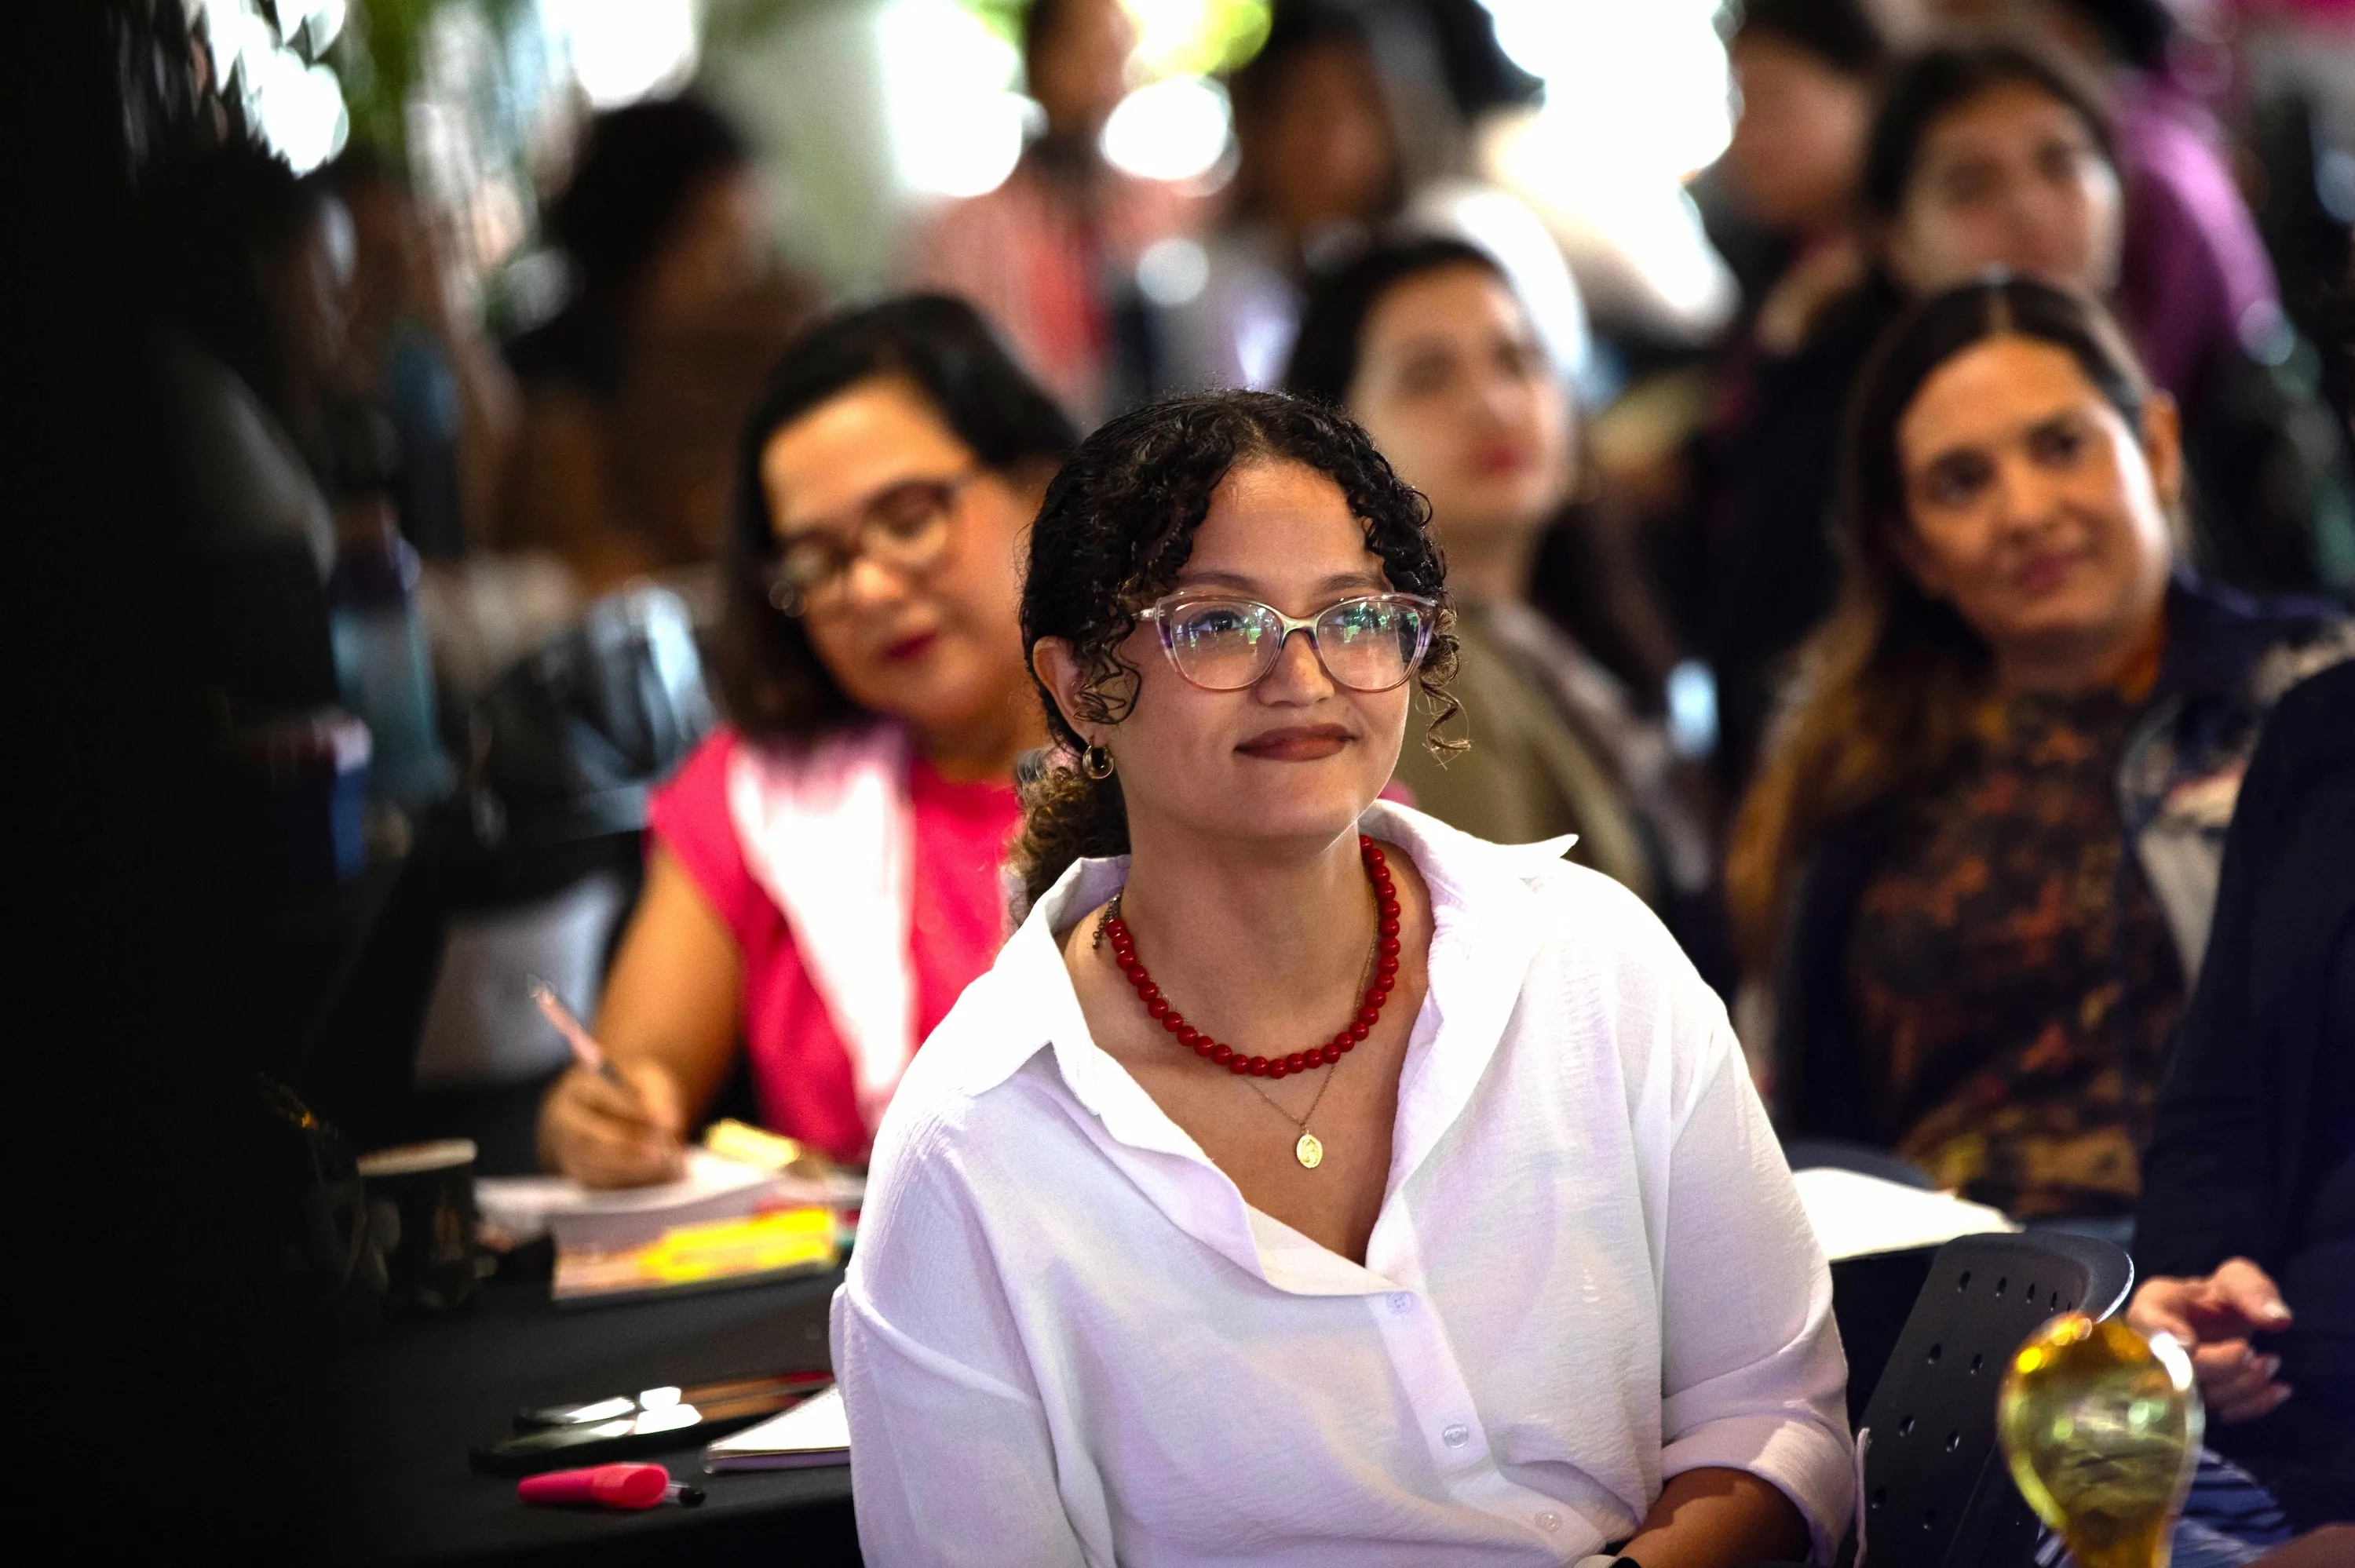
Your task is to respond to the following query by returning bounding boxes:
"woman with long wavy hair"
[832,389,1851,1566]
[1729,277,2352,1226]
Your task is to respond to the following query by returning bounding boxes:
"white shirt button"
[1387,1292,1413,1315]
[1535,1510,1562,1532]
[1440,1422,1470,1449]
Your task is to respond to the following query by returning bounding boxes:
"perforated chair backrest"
[1853,1231,2134,1568]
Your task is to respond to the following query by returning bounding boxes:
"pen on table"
[528,977,627,1088]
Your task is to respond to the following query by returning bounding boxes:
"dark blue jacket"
[2137,658,2355,1524]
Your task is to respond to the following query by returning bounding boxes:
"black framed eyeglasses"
[1140,593,1439,693]
[765,469,978,615]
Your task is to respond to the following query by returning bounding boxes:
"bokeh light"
[1100,75,1232,183]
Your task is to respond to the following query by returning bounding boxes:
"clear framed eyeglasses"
[1140,593,1439,693]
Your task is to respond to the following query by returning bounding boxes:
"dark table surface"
[311,1267,860,1566]
[305,1243,1944,1566]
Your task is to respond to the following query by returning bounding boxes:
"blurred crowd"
[76,0,2355,1532]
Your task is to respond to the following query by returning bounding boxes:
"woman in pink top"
[536,296,1076,1183]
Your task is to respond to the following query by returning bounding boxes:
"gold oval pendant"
[1294,1132,1324,1169]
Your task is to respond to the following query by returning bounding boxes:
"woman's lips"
[1471,441,1531,477]
[2011,551,2082,597]
[1236,724,1353,762]
[880,629,940,662]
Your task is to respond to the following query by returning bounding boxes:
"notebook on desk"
[479,1149,788,1250]
[703,1384,849,1473]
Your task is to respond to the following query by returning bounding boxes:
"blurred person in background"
[1673,0,1895,800]
[1864,35,2355,596]
[2132,659,2355,1530]
[1691,27,2350,801]
[498,94,809,589]
[328,148,517,562]
[905,0,1198,423]
[1286,237,1718,955]
[537,297,1075,1187]
[150,137,352,577]
[2022,0,2286,412]
[1159,0,1410,391]
[1722,0,1889,358]
[1729,279,2352,1229]
[145,135,356,753]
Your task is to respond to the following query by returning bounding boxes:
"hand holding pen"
[531,979,688,1189]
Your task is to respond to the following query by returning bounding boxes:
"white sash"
[726,726,915,1135]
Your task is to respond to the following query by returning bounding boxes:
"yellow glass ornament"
[1996,1314,2203,1568]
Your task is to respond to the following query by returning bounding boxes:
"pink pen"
[517,1462,704,1510]
[528,977,626,1088]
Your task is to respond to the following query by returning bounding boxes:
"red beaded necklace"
[1101,834,1401,1081]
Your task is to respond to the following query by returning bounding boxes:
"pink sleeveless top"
[646,727,1022,1163]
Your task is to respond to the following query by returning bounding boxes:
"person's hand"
[2127,1258,2295,1423]
[537,1059,688,1189]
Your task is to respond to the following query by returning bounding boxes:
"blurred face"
[338,177,411,359]
[265,199,353,392]
[761,377,1035,736]
[1029,0,1137,140]
[1893,335,2177,682]
[1251,42,1398,235]
[1348,264,1570,559]
[1726,33,1873,233]
[642,167,769,322]
[1886,82,2123,298]
[1054,461,1412,852]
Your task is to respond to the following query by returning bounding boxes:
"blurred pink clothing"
[2112,71,2282,402]
[647,726,1021,1163]
[906,148,1196,421]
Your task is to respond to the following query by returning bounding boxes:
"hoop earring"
[1081,744,1115,781]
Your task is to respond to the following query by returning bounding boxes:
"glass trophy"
[1996,1314,2203,1568]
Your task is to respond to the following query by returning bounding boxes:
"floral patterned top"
[1845,688,2186,1217]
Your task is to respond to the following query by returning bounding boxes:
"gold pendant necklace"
[1097,897,1377,1169]
[1243,1070,1338,1167]
[1237,941,1372,1168]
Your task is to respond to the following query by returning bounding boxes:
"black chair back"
[1853,1231,2133,1568]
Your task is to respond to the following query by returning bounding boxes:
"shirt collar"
[962,803,1573,1096]
[949,804,1575,1287]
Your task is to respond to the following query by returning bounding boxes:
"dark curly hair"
[712,294,1077,742]
[1013,388,1460,915]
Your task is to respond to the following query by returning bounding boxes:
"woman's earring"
[1081,743,1115,781]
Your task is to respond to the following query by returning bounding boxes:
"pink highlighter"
[517,1463,705,1510]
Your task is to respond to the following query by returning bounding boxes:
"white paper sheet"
[1793,1166,2017,1262]
[477,1149,787,1249]
[703,1385,849,1471]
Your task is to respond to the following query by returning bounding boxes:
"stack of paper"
[1793,1167,2017,1262]
[479,1149,798,1251]
[703,1384,850,1472]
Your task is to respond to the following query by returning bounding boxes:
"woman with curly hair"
[831,389,1851,1565]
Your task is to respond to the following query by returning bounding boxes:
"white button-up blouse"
[831,803,1853,1566]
